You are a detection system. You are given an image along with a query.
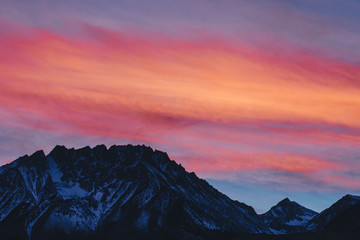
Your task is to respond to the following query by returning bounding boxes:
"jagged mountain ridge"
[260,198,317,234]
[0,144,268,240]
[0,144,359,240]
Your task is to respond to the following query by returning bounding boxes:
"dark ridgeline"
[306,194,360,232]
[0,144,358,240]
[0,144,267,240]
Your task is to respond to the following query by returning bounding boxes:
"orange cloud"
[1,23,360,129]
[178,147,340,174]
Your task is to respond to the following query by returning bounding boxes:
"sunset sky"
[0,0,359,213]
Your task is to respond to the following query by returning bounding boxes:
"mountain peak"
[1,144,359,239]
[30,150,45,158]
[49,144,68,158]
[343,194,360,201]
[261,198,317,234]
[306,194,360,231]
[278,198,291,205]
[0,144,269,239]
[51,144,67,152]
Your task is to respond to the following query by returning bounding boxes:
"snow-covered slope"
[0,145,269,240]
[261,198,317,234]
[306,194,360,232]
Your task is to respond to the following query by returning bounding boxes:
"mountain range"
[0,144,359,240]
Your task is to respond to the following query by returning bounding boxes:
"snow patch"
[94,191,103,201]
[136,211,150,229]
[26,205,51,238]
[286,214,315,226]
[286,219,306,226]
[47,157,63,182]
[18,166,44,202]
[201,220,220,230]
[301,214,315,221]
[56,182,89,199]
[269,228,286,234]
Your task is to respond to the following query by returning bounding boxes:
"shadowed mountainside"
[0,144,358,240]
[0,144,267,240]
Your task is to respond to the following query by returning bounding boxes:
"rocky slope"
[0,144,268,240]
[261,198,317,234]
[0,144,359,240]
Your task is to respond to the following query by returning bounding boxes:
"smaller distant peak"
[30,150,46,158]
[75,146,94,156]
[136,144,154,151]
[278,198,291,205]
[50,145,68,152]
[110,144,153,149]
[48,145,69,158]
[94,144,107,150]
[77,146,92,151]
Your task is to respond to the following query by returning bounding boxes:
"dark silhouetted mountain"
[260,198,317,234]
[306,194,360,232]
[0,144,269,240]
[323,200,360,235]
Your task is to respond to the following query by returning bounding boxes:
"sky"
[0,0,360,213]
